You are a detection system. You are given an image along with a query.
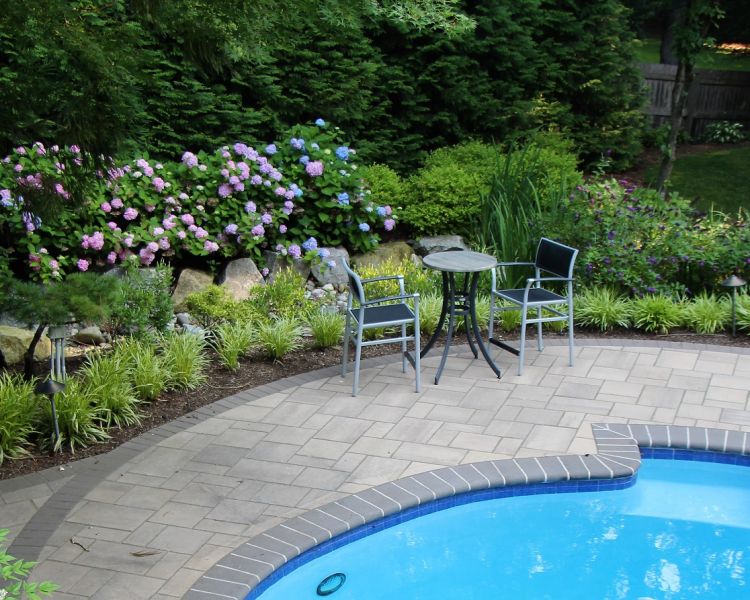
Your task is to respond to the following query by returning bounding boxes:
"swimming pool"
[254,458,750,599]
[186,424,750,600]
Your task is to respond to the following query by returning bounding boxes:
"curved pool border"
[184,423,750,599]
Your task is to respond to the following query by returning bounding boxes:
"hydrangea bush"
[0,121,397,281]
[545,179,750,296]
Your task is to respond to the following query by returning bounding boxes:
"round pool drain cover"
[316,572,346,596]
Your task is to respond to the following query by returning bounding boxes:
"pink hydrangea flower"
[123,207,138,221]
[152,177,165,192]
[218,183,232,198]
[153,227,164,236]
[251,224,265,236]
[100,201,112,213]
[203,240,219,253]
[111,197,124,209]
[146,241,159,252]
[77,259,89,271]
[177,230,187,240]
[163,216,176,230]
[194,227,208,239]
[279,225,287,233]
[139,248,155,265]
[384,218,396,231]
[107,252,117,264]
[182,151,198,168]
[123,235,134,247]
[180,214,194,226]
[305,161,324,177]
[158,237,170,250]
[143,166,154,177]
[107,221,118,231]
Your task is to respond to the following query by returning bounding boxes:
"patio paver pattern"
[2,340,750,599]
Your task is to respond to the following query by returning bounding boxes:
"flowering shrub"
[546,179,750,296]
[0,121,396,281]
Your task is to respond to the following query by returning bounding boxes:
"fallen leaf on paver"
[130,549,161,557]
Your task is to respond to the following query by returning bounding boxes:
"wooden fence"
[640,63,750,138]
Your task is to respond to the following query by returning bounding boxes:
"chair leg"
[488,293,495,340]
[342,313,351,377]
[537,306,543,351]
[352,326,363,397]
[518,309,527,376]
[401,324,407,373]
[414,320,421,393]
[568,300,575,367]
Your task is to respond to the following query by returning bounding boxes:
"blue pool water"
[254,459,750,599]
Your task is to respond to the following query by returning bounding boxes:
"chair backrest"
[341,259,366,304]
[535,238,578,278]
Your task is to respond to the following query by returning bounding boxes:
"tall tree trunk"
[23,322,47,380]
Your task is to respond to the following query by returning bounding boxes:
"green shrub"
[107,263,174,338]
[683,292,730,334]
[400,141,498,236]
[631,295,683,334]
[417,292,446,336]
[359,163,406,212]
[307,311,345,349]
[575,287,631,331]
[39,378,108,453]
[0,528,58,599]
[737,293,750,334]
[185,285,258,328]
[159,331,209,390]
[81,352,141,428]
[354,258,439,300]
[247,270,313,322]
[255,317,304,360]
[0,373,38,464]
[211,322,254,371]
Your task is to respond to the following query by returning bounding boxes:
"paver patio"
[2,339,749,599]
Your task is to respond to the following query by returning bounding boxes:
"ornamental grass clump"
[159,331,209,390]
[682,292,729,334]
[81,351,141,428]
[247,269,312,322]
[112,337,170,402]
[575,287,632,331]
[39,378,108,453]
[630,295,683,334]
[307,310,345,349]
[0,373,38,465]
[255,317,303,360]
[211,322,254,371]
[737,293,750,334]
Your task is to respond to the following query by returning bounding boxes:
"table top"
[423,250,497,273]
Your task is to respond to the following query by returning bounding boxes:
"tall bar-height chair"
[489,238,578,375]
[341,260,420,396]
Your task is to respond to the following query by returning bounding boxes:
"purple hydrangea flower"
[251,174,263,185]
[158,237,170,250]
[77,259,89,271]
[288,244,302,259]
[181,214,195,226]
[302,237,318,251]
[111,198,124,209]
[218,183,232,198]
[261,267,269,277]
[299,155,310,165]
[101,201,112,213]
[290,138,305,150]
[261,213,272,225]
[224,223,238,235]
[123,207,138,221]
[147,241,159,253]
[245,201,256,213]
[384,218,395,231]
[181,152,199,168]
[251,225,265,236]
[265,144,277,155]
[204,240,219,253]
[107,252,117,264]
[194,227,208,239]
[279,224,287,233]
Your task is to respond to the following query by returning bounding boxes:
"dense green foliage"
[0,1,645,172]
[0,528,58,599]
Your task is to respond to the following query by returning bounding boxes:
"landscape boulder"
[171,268,214,312]
[310,248,350,286]
[353,241,413,268]
[0,325,51,364]
[414,235,469,256]
[218,258,264,301]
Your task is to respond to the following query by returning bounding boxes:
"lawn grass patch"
[634,38,750,72]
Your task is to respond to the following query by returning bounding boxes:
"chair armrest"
[361,275,404,284]
[526,276,574,284]
[362,293,419,306]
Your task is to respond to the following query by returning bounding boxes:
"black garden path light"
[35,379,66,450]
[722,275,747,337]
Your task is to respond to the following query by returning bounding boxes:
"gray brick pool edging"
[183,423,750,600]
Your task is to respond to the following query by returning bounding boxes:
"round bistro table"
[421,250,502,384]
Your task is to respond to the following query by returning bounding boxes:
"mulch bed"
[2,327,748,481]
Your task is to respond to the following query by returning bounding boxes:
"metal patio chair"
[489,238,578,375]
[341,260,421,396]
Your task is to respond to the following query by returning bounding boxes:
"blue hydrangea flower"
[358,223,370,232]
[318,248,330,258]
[265,144,277,155]
[337,192,350,205]
[311,143,320,151]
[290,138,305,150]
[299,155,310,165]
[302,237,318,251]
[376,206,387,217]
[315,118,326,127]
[335,146,350,161]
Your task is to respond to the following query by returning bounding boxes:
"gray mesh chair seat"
[342,260,421,396]
[489,237,578,375]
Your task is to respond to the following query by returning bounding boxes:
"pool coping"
[183,423,750,600]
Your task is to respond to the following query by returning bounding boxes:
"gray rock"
[181,323,206,337]
[414,235,469,256]
[218,258,264,301]
[171,268,214,312]
[311,248,350,286]
[352,241,413,268]
[72,325,106,346]
[0,325,51,364]
[175,313,192,326]
[264,251,311,283]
